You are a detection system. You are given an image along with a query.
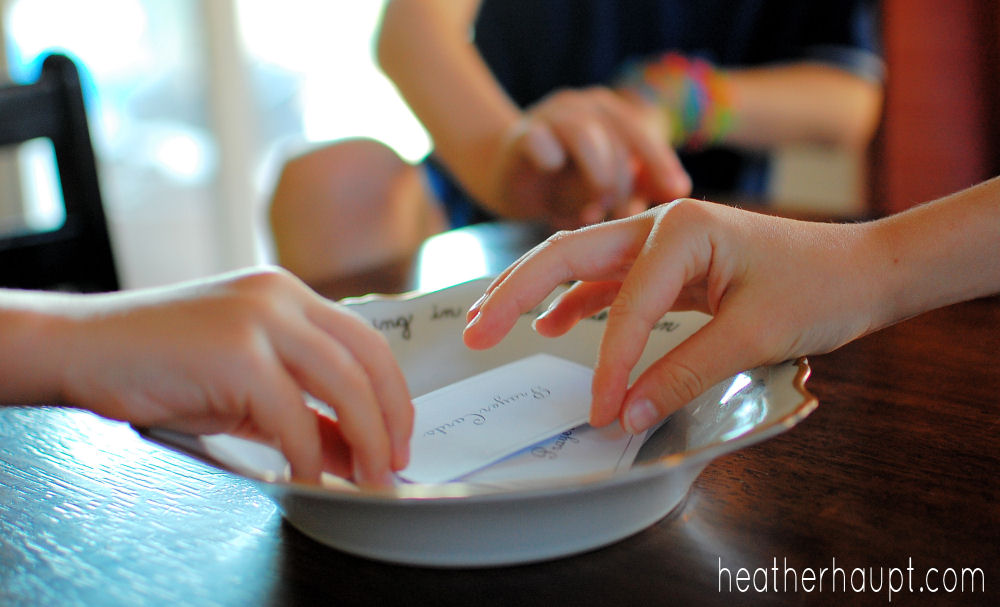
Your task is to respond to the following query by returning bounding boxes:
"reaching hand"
[464,200,885,434]
[489,86,691,229]
[54,268,413,488]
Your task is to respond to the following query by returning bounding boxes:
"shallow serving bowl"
[145,278,816,567]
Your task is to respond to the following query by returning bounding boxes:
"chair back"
[0,53,118,292]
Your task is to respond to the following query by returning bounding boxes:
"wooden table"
[2,221,997,606]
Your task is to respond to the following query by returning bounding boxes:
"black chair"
[0,53,119,292]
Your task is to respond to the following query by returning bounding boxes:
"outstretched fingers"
[532,280,622,337]
[464,216,655,350]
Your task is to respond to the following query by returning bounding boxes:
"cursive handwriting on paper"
[400,354,593,483]
[370,314,413,340]
[430,304,463,320]
[424,385,553,437]
[367,292,684,346]
[468,386,552,425]
[531,429,580,460]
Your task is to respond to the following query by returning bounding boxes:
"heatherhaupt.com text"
[718,556,984,602]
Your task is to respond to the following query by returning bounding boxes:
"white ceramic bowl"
[144,278,816,567]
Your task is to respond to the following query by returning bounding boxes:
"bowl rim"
[141,282,818,506]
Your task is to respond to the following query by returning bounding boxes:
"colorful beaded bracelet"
[617,52,735,150]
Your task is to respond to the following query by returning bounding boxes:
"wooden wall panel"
[874,0,1000,214]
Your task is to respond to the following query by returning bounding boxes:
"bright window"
[2,0,425,287]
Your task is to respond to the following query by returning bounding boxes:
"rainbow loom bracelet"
[618,52,735,149]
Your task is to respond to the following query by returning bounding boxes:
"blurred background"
[1,0,997,289]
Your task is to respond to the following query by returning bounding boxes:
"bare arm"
[872,176,1000,325]
[0,269,414,487]
[378,0,516,206]
[378,0,689,225]
[617,56,883,151]
[464,176,1000,434]
[724,63,883,150]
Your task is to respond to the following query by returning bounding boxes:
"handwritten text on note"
[399,354,593,483]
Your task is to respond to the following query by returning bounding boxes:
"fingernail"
[354,461,397,490]
[464,312,481,334]
[535,141,563,170]
[392,442,410,471]
[377,470,398,488]
[672,173,692,195]
[531,302,555,331]
[467,295,486,322]
[352,460,366,485]
[527,127,564,170]
[624,398,659,434]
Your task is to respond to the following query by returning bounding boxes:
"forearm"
[377,0,519,203]
[870,176,1000,329]
[725,63,883,149]
[0,291,79,404]
[0,286,193,407]
[619,58,882,151]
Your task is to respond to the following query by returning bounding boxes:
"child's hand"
[55,268,413,488]
[490,86,691,229]
[464,200,883,434]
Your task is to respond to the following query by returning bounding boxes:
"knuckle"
[584,85,614,101]
[541,229,583,260]
[225,267,315,322]
[221,272,291,310]
[661,197,712,224]
[651,360,706,410]
[237,266,295,292]
[539,230,586,281]
[217,300,267,341]
[608,289,639,318]
[546,229,578,247]
[227,292,278,327]
[608,283,660,327]
[546,88,576,106]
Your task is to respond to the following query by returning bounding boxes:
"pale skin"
[270,0,881,285]
[378,0,690,226]
[0,268,414,488]
[463,177,1000,434]
[16,194,993,495]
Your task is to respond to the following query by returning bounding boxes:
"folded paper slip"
[399,353,594,483]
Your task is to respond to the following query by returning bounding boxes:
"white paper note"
[461,422,647,488]
[399,353,594,483]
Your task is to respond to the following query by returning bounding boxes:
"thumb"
[619,314,759,434]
